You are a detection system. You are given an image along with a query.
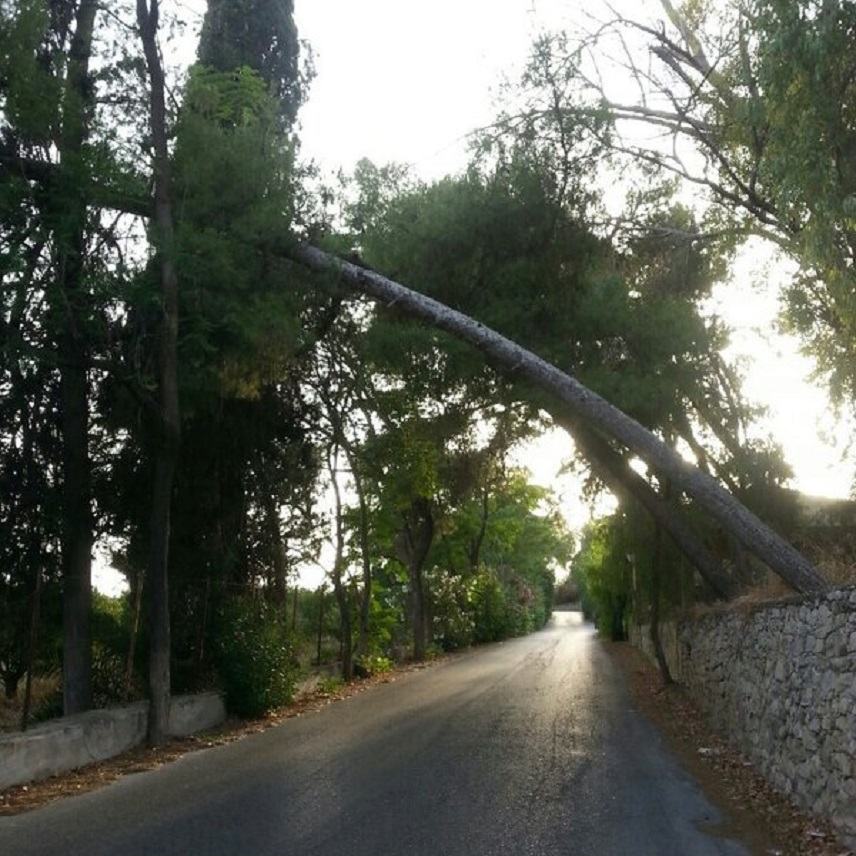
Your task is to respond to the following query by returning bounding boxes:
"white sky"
[94,0,853,596]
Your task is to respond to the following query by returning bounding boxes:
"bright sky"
[94,0,853,596]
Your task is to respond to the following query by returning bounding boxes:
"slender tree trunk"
[58,0,99,717]
[291,586,298,633]
[649,518,673,685]
[137,0,180,745]
[396,499,434,662]
[469,487,490,572]
[333,576,352,680]
[315,586,325,666]
[263,488,288,604]
[290,245,826,596]
[20,568,43,731]
[328,448,353,681]
[196,575,211,667]
[350,459,372,658]
[411,563,427,661]
[125,569,144,699]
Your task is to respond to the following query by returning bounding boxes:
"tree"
[290,243,826,595]
[136,0,181,744]
[571,1,856,404]
[198,0,307,126]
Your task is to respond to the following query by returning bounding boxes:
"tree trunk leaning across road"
[289,243,826,596]
[555,416,736,599]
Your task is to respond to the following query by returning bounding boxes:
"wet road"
[0,610,749,855]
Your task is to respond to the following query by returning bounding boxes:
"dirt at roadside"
[606,640,853,856]
[0,656,449,817]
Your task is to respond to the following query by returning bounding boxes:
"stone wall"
[630,586,856,848]
[0,692,226,791]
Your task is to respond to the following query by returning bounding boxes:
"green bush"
[428,569,475,650]
[355,653,393,675]
[91,644,131,708]
[213,596,298,717]
[471,571,511,643]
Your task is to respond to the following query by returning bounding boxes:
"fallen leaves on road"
[607,641,852,856]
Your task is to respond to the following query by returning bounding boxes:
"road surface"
[0,610,749,855]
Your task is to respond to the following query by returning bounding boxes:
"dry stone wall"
[630,586,856,849]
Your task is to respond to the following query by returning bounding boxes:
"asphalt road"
[0,610,749,856]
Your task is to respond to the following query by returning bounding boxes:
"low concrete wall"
[0,692,225,791]
[630,586,856,848]
[168,692,226,738]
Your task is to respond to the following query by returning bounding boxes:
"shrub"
[317,675,344,694]
[91,644,131,708]
[428,569,475,650]
[213,596,298,717]
[354,653,393,676]
[471,571,511,643]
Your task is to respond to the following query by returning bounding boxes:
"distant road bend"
[0,610,749,855]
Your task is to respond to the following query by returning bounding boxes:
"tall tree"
[136,0,180,743]
[198,0,305,126]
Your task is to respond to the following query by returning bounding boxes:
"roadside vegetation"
[2,0,855,742]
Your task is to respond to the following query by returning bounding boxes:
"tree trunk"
[137,0,180,745]
[290,245,825,596]
[21,568,43,731]
[469,487,490,572]
[411,563,428,661]
[125,569,144,700]
[558,417,736,599]
[394,498,434,661]
[315,586,325,666]
[351,459,372,659]
[196,575,211,668]
[333,576,353,681]
[58,0,99,717]
[4,674,20,701]
[263,487,288,604]
[291,586,298,633]
[649,511,673,686]
[328,448,353,681]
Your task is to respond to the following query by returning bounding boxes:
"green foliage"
[213,597,298,716]
[198,0,307,124]
[90,644,129,708]
[572,520,631,640]
[0,0,62,143]
[354,654,393,676]
[470,571,512,643]
[317,675,344,694]
[428,569,475,649]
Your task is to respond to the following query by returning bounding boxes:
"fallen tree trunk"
[289,243,826,596]
[555,416,736,599]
